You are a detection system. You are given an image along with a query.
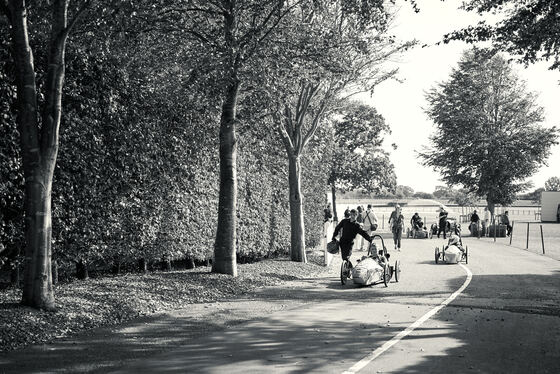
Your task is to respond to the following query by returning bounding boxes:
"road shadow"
[1,267,559,374]
[390,270,560,374]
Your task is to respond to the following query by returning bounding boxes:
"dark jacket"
[470,213,480,223]
[332,218,371,245]
[438,210,448,224]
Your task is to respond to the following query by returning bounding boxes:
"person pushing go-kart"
[330,209,372,270]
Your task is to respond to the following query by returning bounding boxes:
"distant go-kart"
[341,234,401,287]
[469,221,482,238]
[406,223,429,239]
[429,218,461,239]
[434,234,468,264]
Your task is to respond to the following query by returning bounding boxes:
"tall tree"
[545,176,560,191]
[146,0,299,275]
[419,48,558,218]
[327,102,396,221]
[269,1,409,262]
[1,0,92,309]
[445,0,560,70]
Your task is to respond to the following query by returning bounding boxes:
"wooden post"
[493,217,496,242]
[540,225,545,255]
[526,222,530,249]
[509,221,514,245]
[382,214,384,229]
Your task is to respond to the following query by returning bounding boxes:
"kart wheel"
[429,231,433,239]
[435,247,439,264]
[406,228,410,238]
[465,246,469,264]
[340,261,348,285]
[383,265,389,287]
[394,260,400,282]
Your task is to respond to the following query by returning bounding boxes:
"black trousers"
[437,222,447,239]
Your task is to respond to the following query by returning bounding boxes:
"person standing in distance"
[361,204,378,250]
[388,205,404,250]
[437,205,449,239]
[482,207,490,237]
[324,203,333,223]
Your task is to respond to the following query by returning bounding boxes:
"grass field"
[505,222,560,261]
[472,222,560,261]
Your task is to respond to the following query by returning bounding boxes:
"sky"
[363,0,560,194]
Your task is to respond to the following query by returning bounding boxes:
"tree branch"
[272,108,295,153]
[65,0,91,37]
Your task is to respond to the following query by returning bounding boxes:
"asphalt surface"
[1,236,559,374]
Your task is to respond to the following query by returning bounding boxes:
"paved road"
[2,237,559,373]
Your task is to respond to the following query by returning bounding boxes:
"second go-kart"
[434,234,468,264]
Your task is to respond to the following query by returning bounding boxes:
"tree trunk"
[288,155,307,263]
[10,265,21,286]
[76,260,88,280]
[112,260,121,274]
[487,199,496,223]
[138,258,148,274]
[212,78,239,276]
[331,183,338,222]
[9,1,73,310]
[161,256,172,271]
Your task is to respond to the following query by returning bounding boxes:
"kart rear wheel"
[394,260,400,282]
[383,264,389,287]
[429,231,433,239]
[435,247,439,264]
[465,246,469,264]
[340,260,349,285]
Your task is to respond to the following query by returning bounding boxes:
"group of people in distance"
[468,207,513,237]
[324,203,403,271]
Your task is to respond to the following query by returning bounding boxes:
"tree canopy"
[419,48,559,214]
[445,0,560,70]
[545,177,560,191]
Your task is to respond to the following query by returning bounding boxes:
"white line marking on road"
[342,263,473,374]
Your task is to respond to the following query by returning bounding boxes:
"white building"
[540,191,560,222]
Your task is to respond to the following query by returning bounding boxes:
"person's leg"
[341,245,353,268]
[392,229,398,249]
[397,229,402,249]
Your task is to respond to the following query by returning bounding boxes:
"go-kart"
[429,218,461,239]
[341,235,401,287]
[434,234,468,264]
[469,221,482,238]
[406,223,429,239]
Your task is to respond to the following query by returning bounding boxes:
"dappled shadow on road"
[2,267,559,373]
[386,270,560,374]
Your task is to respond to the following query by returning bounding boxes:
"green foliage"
[517,187,544,203]
[420,48,559,209]
[545,177,560,191]
[446,0,560,70]
[0,34,24,271]
[450,188,479,207]
[327,102,396,194]
[412,192,434,199]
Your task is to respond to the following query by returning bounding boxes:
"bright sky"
[364,0,560,193]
